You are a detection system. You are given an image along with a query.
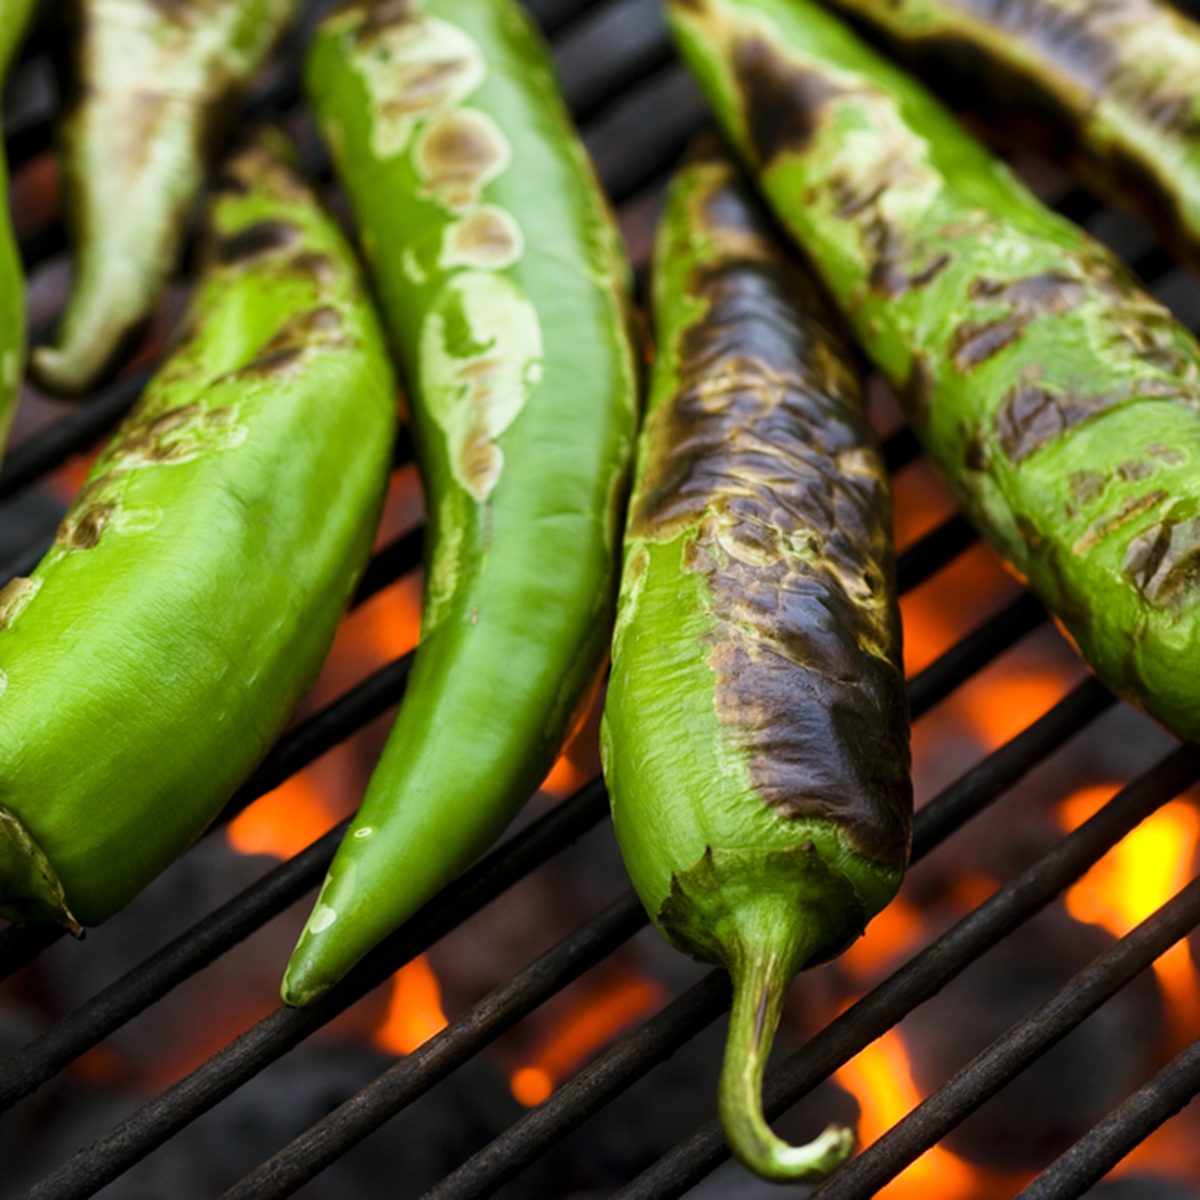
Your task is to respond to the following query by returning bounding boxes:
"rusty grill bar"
[2,1,1200,1197]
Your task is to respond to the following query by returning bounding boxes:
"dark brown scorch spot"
[634,164,911,870]
[215,219,300,264]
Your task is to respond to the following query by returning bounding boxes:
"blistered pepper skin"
[670,0,1200,744]
[282,0,637,1006]
[31,0,302,395]
[821,0,1200,264]
[0,133,395,930]
[601,144,909,1180]
[0,0,35,456]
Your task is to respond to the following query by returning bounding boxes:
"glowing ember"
[1058,784,1200,1040]
[835,1031,976,1199]
[510,974,665,1107]
[374,956,449,1056]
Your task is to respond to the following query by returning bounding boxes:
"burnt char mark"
[216,220,300,265]
[733,38,846,165]
[995,383,1118,463]
[235,306,345,377]
[1073,489,1168,554]
[343,0,421,38]
[951,273,1086,372]
[637,163,911,869]
[965,0,1200,139]
[1124,514,1200,606]
[58,502,117,552]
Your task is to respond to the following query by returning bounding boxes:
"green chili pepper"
[601,140,910,1181]
[30,0,302,396]
[670,0,1200,744]
[281,0,637,1007]
[0,0,35,457]
[0,130,395,931]
[819,0,1200,264]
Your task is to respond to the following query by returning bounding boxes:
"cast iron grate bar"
[2,0,1198,1196]
[220,893,651,1200]
[811,875,1200,1199]
[26,781,612,1200]
[614,746,1200,1200]
[215,678,1116,1200]
[1018,1037,1200,1200]
[12,509,1041,1197]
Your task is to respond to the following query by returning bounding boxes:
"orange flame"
[841,898,924,982]
[1058,784,1200,1042]
[374,956,449,1056]
[835,1031,977,1199]
[510,974,665,1107]
[957,671,1066,751]
[226,772,337,860]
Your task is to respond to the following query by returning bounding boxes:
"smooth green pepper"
[601,141,910,1182]
[0,0,35,456]
[282,0,638,1006]
[31,0,302,395]
[0,130,395,930]
[820,0,1200,264]
[671,0,1200,743]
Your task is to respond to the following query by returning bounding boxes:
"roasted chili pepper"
[0,130,395,930]
[31,0,301,395]
[601,141,910,1181]
[670,0,1200,744]
[281,0,637,1006]
[0,0,35,457]
[819,0,1200,264]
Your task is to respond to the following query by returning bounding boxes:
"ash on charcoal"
[903,903,1163,1170]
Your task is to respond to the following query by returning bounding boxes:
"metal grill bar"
[812,877,1200,1199]
[2,508,1022,1152]
[26,781,611,1200]
[205,677,1116,1200]
[1018,1038,1200,1200]
[219,893,649,1200]
[615,747,1200,1200]
[4,2,1200,1196]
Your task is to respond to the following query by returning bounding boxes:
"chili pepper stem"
[718,914,854,1181]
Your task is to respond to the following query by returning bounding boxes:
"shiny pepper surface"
[602,143,910,1181]
[671,0,1200,743]
[33,0,302,394]
[283,0,638,1005]
[0,132,396,930]
[820,0,1200,265]
[0,0,35,456]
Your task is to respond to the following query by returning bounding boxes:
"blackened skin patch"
[216,220,300,265]
[635,151,911,871]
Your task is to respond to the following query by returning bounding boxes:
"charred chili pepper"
[0,0,35,456]
[31,0,301,395]
[282,0,637,1006]
[670,0,1200,744]
[0,130,395,930]
[601,142,910,1181]
[819,0,1200,264]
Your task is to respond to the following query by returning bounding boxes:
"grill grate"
[3,1,1200,1197]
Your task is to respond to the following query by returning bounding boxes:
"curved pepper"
[0,0,35,456]
[0,130,395,929]
[820,0,1200,265]
[671,0,1200,744]
[282,0,638,1006]
[601,142,910,1181]
[31,0,302,395]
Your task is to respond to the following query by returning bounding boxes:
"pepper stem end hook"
[718,939,854,1181]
